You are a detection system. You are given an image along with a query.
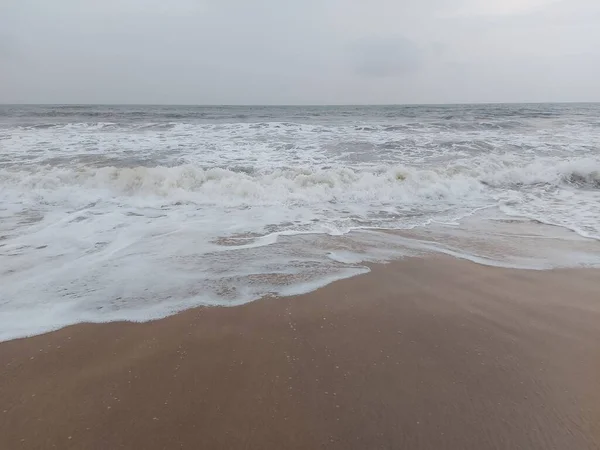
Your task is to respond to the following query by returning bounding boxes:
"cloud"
[0,35,15,60]
[0,0,599,104]
[350,36,422,77]
[448,0,562,17]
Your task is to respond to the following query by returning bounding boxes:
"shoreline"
[2,256,600,449]
[4,208,600,343]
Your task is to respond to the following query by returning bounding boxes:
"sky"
[1,0,599,104]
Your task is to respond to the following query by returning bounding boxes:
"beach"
[2,257,599,450]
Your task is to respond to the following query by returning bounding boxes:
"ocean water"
[1,104,600,341]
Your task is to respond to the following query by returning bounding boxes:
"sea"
[1,104,600,341]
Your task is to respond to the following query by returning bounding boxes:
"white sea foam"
[2,156,598,238]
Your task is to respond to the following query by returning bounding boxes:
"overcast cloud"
[1,0,599,104]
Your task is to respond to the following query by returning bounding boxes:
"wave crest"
[481,158,600,189]
[0,164,483,206]
[2,157,598,208]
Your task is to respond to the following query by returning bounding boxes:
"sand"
[1,257,599,450]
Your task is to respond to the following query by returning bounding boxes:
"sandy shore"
[1,257,599,450]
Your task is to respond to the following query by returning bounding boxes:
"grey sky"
[1,0,599,104]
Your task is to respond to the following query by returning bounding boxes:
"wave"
[7,118,535,133]
[2,157,598,210]
[11,121,312,133]
[15,122,183,132]
[0,164,484,206]
[481,158,600,189]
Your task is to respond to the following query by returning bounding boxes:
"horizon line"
[1,101,599,107]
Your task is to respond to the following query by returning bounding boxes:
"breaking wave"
[2,157,598,202]
[481,158,600,189]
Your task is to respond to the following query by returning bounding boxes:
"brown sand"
[1,257,600,450]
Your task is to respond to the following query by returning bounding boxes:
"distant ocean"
[1,104,600,340]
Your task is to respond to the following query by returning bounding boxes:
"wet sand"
[1,257,600,450]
